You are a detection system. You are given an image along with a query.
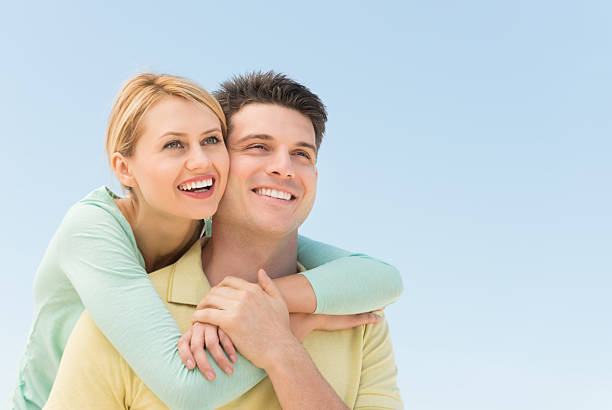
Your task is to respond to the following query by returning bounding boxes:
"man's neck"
[202,222,298,286]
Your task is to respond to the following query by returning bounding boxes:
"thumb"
[258,269,282,299]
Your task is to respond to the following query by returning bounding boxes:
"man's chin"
[248,217,300,237]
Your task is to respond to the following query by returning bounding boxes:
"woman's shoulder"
[59,186,133,240]
[74,186,121,211]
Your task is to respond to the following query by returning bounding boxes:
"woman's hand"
[177,322,237,380]
[289,312,382,342]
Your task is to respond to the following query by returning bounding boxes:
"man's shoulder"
[46,311,130,409]
[363,311,391,337]
[355,312,403,409]
[68,311,123,359]
[362,312,394,353]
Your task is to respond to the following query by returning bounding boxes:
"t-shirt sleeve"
[56,203,265,410]
[297,235,404,314]
[354,315,404,409]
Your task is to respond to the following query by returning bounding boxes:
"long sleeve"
[297,235,404,314]
[56,202,265,410]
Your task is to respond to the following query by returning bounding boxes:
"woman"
[11,73,403,410]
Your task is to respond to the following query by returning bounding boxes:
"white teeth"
[179,178,213,191]
[256,188,292,200]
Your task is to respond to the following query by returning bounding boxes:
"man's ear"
[111,152,137,188]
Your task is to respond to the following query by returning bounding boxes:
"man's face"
[214,103,318,237]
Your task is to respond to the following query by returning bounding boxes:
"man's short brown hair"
[213,71,327,149]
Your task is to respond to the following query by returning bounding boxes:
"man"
[45,72,402,409]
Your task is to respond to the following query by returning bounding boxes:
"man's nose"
[266,147,294,178]
[185,146,212,171]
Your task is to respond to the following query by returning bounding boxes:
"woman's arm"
[295,235,404,314]
[56,202,265,410]
[184,236,402,371]
[193,237,403,316]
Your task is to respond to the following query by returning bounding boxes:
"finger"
[205,326,233,375]
[218,328,237,363]
[218,275,260,292]
[177,328,196,370]
[362,312,383,325]
[318,313,381,331]
[195,293,239,312]
[348,312,381,327]
[190,323,216,380]
[191,308,228,327]
[258,268,282,299]
[196,286,247,309]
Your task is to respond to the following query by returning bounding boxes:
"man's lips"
[252,186,296,201]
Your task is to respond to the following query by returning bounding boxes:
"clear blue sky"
[1,1,610,409]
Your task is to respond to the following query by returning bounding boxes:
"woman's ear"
[111,152,137,189]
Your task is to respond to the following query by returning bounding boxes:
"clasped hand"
[178,269,381,380]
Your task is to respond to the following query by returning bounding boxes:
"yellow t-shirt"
[45,239,402,409]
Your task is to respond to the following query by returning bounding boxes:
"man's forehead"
[228,103,316,145]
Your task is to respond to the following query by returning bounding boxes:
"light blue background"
[1,1,610,409]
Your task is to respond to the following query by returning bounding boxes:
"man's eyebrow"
[296,141,317,153]
[159,128,222,139]
[233,134,272,144]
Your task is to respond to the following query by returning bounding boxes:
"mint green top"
[10,187,403,410]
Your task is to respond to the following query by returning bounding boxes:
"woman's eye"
[202,136,220,145]
[163,140,182,149]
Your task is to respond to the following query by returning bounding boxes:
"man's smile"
[252,187,296,201]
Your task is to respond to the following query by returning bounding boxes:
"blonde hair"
[105,73,226,165]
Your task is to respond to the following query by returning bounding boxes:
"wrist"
[309,313,322,331]
[262,335,306,375]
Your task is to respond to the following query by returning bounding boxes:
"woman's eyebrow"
[158,128,222,139]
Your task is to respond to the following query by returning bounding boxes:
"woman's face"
[123,96,229,221]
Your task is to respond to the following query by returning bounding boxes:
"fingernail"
[187,359,194,369]
[225,366,233,374]
[370,313,381,321]
[205,370,215,380]
[230,354,237,363]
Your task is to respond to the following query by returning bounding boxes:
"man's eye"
[202,136,220,145]
[248,144,266,150]
[163,140,182,149]
[294,151,311,159]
